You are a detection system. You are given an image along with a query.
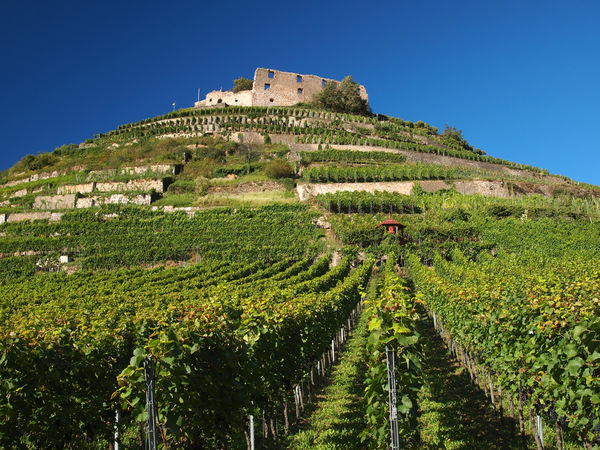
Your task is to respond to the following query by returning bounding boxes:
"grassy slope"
[284,278,373,449]
[417,313,523,449]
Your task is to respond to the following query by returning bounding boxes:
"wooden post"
[283,400,289,434]
[555,421,563,450]
[518,389,525,437]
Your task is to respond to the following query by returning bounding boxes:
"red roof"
[376,213,404,228]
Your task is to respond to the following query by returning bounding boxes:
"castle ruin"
[195,68,368,108]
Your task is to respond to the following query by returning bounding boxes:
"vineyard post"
[114,405,121,450]
[143,356,158,450]
[249,414,255,450]
[386,346,400,450]
[331,339,335,363]
[536,414,544,448]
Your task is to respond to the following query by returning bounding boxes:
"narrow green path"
[284,303,370,449]
[417,315,523,449]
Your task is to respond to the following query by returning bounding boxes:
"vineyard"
[1,101,600,449]
[409,251,600,448]
[0,253,374,447]
[0,204,320,278]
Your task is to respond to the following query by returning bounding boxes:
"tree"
[441,124,473,152]
[232,77,253,93]
[312,75,369,115]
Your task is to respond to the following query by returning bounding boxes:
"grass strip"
[284,296,371,449]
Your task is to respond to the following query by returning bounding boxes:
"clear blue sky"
[1,1,599,184]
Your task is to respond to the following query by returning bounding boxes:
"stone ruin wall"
[197,68,368,108]
[204,89,253,107]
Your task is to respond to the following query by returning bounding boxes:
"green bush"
[194,147,226,163]
[17,153,57,171]
[264,159,294,179]
[233,77,253,93]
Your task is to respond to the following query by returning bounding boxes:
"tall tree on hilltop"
[313,76,369,115]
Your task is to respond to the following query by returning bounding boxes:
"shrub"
[17,153,57,171]
[194,147,226,163]
[264,159,294,179]
[233,77,253,93]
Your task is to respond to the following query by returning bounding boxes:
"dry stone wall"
[297,180,517,200]
[10,189,28,198]
[3,170,64,188]
[57,183,95,194]
[5,212,63,223]
[95,179,164,193]
[33,194,77,210]
[76,194,152,208]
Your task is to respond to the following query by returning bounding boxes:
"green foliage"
[0,252,373,446]
[316,191,421,214]
[212,162,264,178]
[408,250,600,442]
[303,163,460,183]
[52,143,80,156]
[232,77,253,93]
[193,146,226,163]
[313,76,369,115]
[362,255,420,448]
[16,153,57,171]
[440,124,474,153]
[300,149,406,165]
[264,159,293,179]
[0,204,319,271]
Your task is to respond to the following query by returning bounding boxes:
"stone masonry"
[196,68,368,108]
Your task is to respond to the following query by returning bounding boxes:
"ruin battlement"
[195,68,368,108]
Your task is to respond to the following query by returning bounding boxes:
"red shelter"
[376,213,405,234]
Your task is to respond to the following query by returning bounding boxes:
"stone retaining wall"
[33,194,77,210]
[95,179,164,193]
[75,194,152,208]
[297,180,515,200]
[5,212,63,223]
[57,183,95,194]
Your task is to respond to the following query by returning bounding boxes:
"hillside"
[1,106,598,218]
[1,105,599,449]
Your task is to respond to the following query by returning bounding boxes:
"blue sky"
[1,1,599,184]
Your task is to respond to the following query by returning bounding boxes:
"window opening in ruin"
[209,98,212,102]
[297,75,302,83]
[357,88,360,95]
[264,83,270,90]
[269,98,274,102]
[235,99,238,102]
[268,70,274,78]
[322,79,327,87]
[217,99,223,103]
[298,88,303,94]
